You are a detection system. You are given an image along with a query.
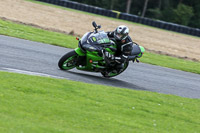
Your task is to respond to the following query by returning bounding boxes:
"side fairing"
[81,32,92,44]
[75,48,86,56]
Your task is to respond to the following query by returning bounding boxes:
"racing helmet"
[114,25,129,41]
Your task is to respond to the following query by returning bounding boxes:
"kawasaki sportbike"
[58,21,145,78]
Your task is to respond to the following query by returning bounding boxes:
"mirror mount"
[92,21,101,33]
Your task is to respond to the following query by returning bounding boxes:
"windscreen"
[88,31,110,45]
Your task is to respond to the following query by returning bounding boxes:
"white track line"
[0,67,67,79]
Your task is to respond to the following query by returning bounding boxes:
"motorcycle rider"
[81,24,135,74]
[105,25,134,73]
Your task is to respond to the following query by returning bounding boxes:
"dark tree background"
[71,0,200,29]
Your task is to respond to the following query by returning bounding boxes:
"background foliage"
[71,0,200,29]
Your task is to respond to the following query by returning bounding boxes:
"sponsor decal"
[92,37,96,41]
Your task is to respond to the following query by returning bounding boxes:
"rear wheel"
[101,62,129,78]
[58,50,78,70]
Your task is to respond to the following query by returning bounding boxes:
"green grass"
[141,52,200,74]
[0,19,76,48]
[0,71,199,133]
[1,18,200,74]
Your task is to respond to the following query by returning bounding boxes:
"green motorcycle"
[58,22,145,78]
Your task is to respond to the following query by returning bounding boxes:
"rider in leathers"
[105,25,134,73]
[81,25,134,74]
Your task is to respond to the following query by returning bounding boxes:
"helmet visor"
[116,33,123,39]
[116,33,128,40]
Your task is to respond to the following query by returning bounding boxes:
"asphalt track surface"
[0,35,200,98]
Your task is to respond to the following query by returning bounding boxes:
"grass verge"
[0,18,76,48]
[0,71,199,133]
[0,18,200,74]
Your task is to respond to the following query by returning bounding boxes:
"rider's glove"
[104,51,115,60]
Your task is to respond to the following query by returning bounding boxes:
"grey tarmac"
[0,35,200,98]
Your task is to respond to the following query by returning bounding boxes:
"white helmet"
[114,25,129,41]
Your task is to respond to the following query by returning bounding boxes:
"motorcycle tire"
[58,50,78,70]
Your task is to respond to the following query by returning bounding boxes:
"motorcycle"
[58,21,145,78]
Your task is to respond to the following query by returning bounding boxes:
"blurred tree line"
[71,0,200,29]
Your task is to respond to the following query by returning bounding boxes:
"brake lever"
[109,47,117,52]
[104,45,117,52]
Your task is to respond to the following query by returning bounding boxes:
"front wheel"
[58,50,78,70]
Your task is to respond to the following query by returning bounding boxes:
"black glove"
[104,51,115,60]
